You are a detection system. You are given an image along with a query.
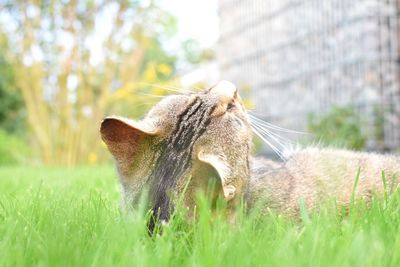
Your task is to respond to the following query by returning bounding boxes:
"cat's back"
[247,148,400,215]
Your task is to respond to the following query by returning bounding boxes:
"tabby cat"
[100,81,400,225]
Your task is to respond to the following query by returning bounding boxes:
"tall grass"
[0,166,399,267]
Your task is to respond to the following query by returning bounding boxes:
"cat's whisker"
[249,115,286,133]
[159,83,197,93]
[252,119,309,136]
[250,120,295,146]
[249,120,296,151]
[190,85,203,91]
[251,125,287,160]
[170,84,201,93]
[138,82,194,94]
[249,114,307,135]
[250,120,289,140]
[251,123,291,154]
[248,113,309,135]
[256,129,294,151]
[136,92,167,98]
[252,121,305,165]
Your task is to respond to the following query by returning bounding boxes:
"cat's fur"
[101,81,400,223]
[101,81,252,225]
[247,148,400,215]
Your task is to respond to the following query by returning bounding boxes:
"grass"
[0,165,400,267]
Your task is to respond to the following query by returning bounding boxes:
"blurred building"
[217,0,400,150]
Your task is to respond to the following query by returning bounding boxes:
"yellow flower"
[114,88,129,99]
[157,63,172,76]
[144,64,157,82]
[88,152,97,164]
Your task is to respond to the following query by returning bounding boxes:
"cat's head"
[100,81,252,220]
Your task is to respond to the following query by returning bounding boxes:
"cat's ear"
[100,116,158,162]
[197,151,236,201]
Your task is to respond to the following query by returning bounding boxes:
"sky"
[159,0,219,48]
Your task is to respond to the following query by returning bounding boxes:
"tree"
[0,62,24,134]
[0,0,178,165]
[0,36,24,134]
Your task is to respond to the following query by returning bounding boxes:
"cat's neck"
[245,157,293,213]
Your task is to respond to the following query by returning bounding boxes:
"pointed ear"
[197,151,236,201]
[100,116,158,162]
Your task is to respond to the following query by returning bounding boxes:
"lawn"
[0,165,399,267]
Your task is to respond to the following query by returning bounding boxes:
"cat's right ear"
[100,116,158,162]
[197,151,237,201]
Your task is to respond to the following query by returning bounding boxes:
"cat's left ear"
[197,151,236,201]
[100,116,159,163]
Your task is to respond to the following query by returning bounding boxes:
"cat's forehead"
[145,82,245,126]
[146,94,190,119]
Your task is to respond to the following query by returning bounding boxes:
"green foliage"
[139,4,178,81]
[373,106,386,149]
[0,129,30,165]
[0,166,400,266]
[181,39,215,65]
[252,135,264,154]
[182,39,202,64]
[308,106,367,150]
[0,49,24,134]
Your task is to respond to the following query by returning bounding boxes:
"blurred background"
[0,0,399,166]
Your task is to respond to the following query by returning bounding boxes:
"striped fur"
[148,97,215,228]
[101,81,400,228]
[101,81,252,230]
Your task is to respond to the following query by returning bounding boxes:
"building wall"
[218,0,400,150]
